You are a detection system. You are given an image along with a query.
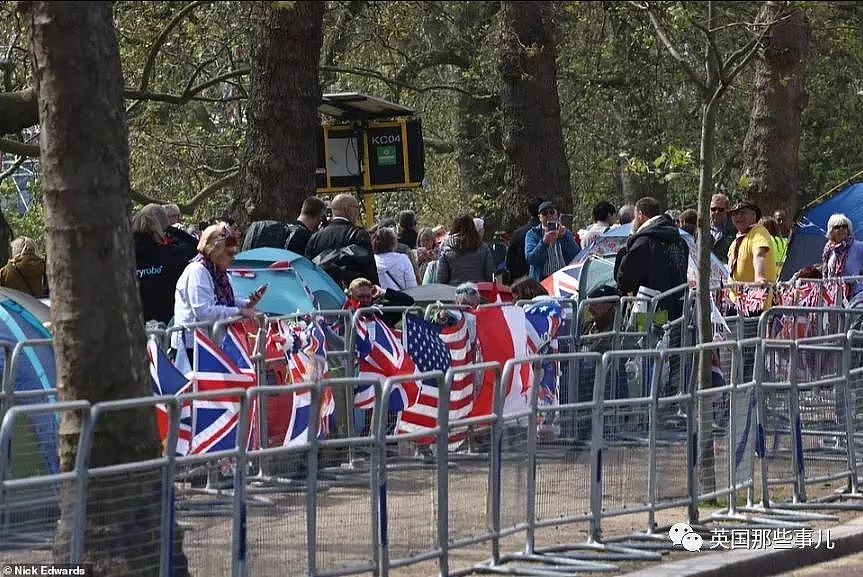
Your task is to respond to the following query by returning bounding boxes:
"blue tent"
[230,248,346,314]
[782,180,863,280]
[0,289,58,477]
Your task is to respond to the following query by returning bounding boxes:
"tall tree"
[742,1,810,218]
[499,0,573,228]
[452,2,503,225]
[235,0,324,224]
[638,0,783,501]
[27,2,177,574]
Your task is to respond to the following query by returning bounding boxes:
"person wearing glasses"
[709,193,736,263]
[525,201,580,281]
[171,222,262,356]
[728,201,777,285]
[822,214,863,303]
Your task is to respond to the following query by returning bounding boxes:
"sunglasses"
[832,224,849,230]
[709,207,726,213]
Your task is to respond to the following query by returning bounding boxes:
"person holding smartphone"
[171,222,263,356]
[525,200,580,281]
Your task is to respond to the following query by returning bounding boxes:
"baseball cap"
[729,201,762,220]
[538,201,557,214]
[588,284,618,299]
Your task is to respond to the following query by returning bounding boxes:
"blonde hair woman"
[133,204,197,324]
[171,222,262,353]
[0,237,47,297]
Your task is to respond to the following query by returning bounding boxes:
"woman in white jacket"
[373,227,418,291]
[171,222,262,356]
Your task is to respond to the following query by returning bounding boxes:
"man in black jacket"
[505,196,544,281]
[285,196,327,255]
[614,196,688,320]
[305,193,379,286]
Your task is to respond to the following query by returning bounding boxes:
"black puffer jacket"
[614,215,689,319]
[135,234,197,324]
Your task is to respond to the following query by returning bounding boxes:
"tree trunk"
[696,94,720,502]
[499,0,573,228]
[456,92,500,202]
[235,1,324,225]
[742,1,810,217]
[28,2,178,574]
[619,169,669,211]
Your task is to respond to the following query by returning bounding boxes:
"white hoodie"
[375,252,417,291]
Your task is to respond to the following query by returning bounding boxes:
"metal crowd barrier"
[12,298,863,576]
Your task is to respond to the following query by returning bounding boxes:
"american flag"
[396,314,468,445]
[354,316,421,412]
[280,318,336,445]
[190,329,255,455]
[525,301,564,408]
[147,338,192,456]
[220,323,259,450]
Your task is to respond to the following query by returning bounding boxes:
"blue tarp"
[782,181,863,280]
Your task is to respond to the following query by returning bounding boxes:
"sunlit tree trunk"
[28,2,180,574]
[236,1,324,225]
[499,0,573,229]
[742,1,810,217]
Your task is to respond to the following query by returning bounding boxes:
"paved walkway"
[621,515,863,577]
[775,551,863,577]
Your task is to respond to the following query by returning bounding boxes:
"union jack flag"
[737,285,769,317]
[147,338,192,456]
[280,318,336,445]
[354,315,421,412]
[541,264,581,298]
[220,323,260,450]
[191,329,255,454]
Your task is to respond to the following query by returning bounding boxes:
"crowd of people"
[81,189,863,353]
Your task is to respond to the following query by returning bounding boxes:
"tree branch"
[123,67,250,105]
[139,0,205,92]
[0,137,39,157]
[0,155,25,185]
[130,170,238,213]
[691,18,724,85]
[722,35,762,87]
[0,88,38,135]
[636,2,709,95]
[320,65,482,97]
[183,67,249,99]
[423,137,454,154]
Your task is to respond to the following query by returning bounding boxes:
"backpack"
[242,220,302,251]
[310,226,369,288]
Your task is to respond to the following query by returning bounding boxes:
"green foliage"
[0,177,45,249]
[3,0,863,234]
